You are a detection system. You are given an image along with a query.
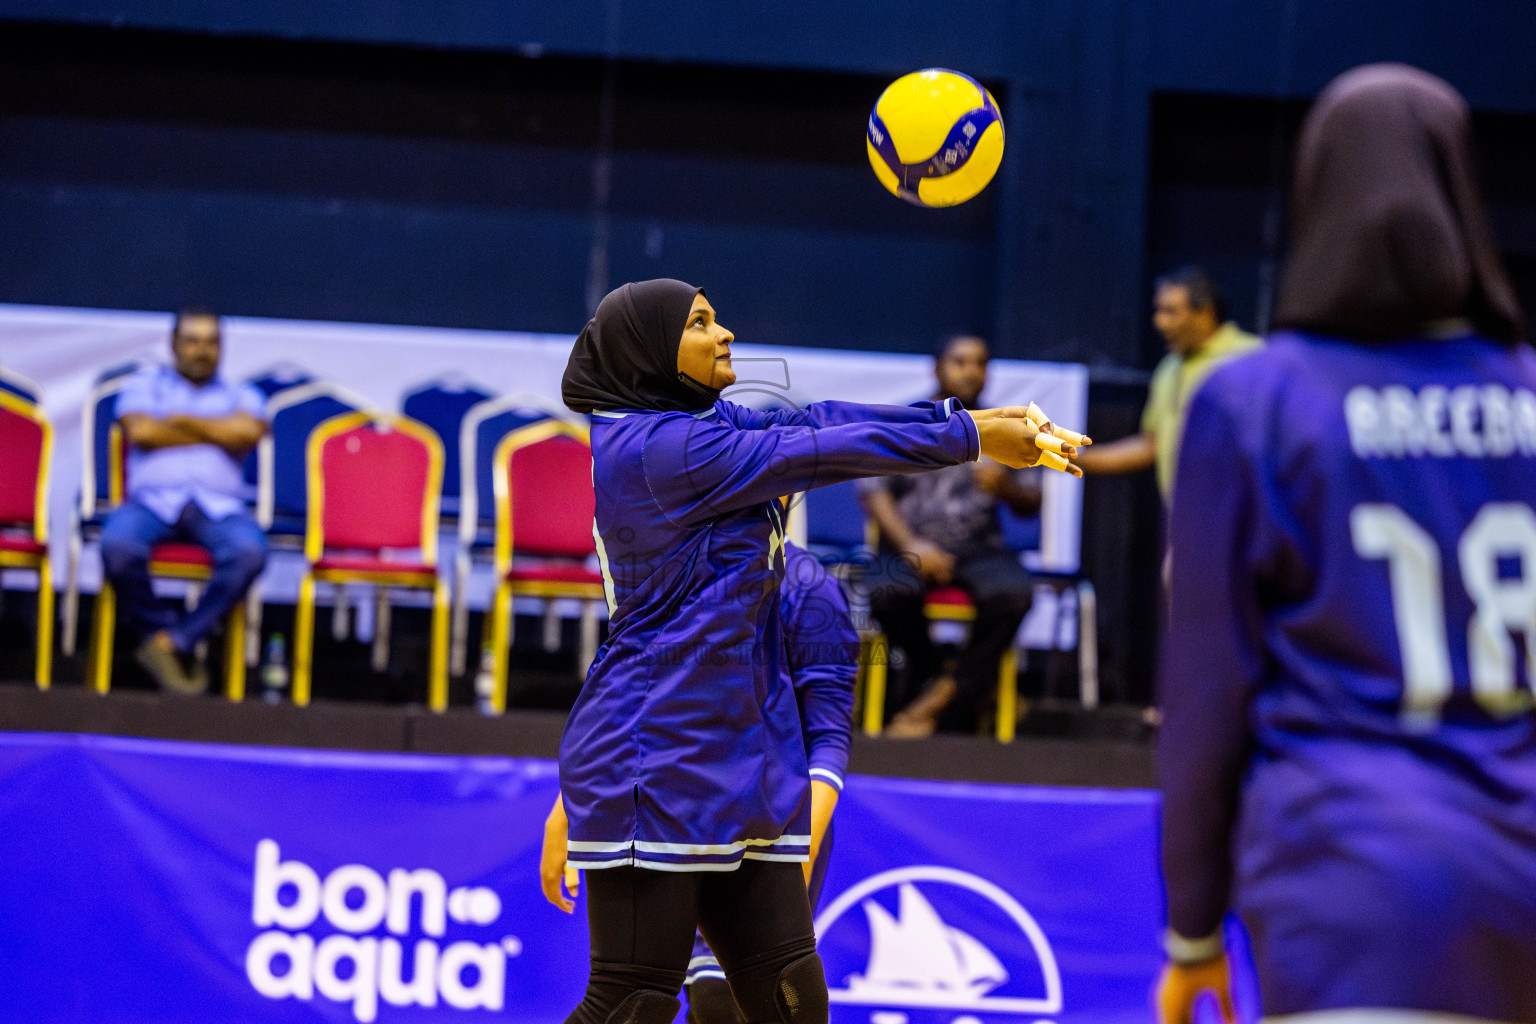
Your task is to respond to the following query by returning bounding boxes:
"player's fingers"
[1036,451,1083,477]
[541,858,575,913]
[1034,433,1077,457]
[1051,424,1093,446]
[1153,972,1188,1024]
[542,871,573,913]
[1024,401,1093,446]
[1215,983,1238,1024]
[565,865,581,898]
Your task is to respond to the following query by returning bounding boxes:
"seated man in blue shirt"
[100,310,269,693]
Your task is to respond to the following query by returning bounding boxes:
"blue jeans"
[99,500,267,653]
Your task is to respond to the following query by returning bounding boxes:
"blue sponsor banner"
[816,776,1164,1024]
[0,732,1255,1023]
[0,732,587,1023]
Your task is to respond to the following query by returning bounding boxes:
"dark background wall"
[3,1,1534,702]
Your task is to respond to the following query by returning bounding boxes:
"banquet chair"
[245,380,373,664]
[291,412,448,710]
[60,363,145,657]
[87,426,247,698]
[0,390,54,687]
[486,419,603,713]
[448,392,575,675]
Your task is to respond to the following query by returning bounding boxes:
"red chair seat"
[149,542,212,567]
[0,533,46,556]
[315,554,436,577]
[925,586,974,608]
[506,562,604,585]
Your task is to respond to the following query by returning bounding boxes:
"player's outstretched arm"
[645,400,1088,526]
[720,397,972,431]
[1160,386,1262,936]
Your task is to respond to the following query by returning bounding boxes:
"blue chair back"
[97,361,144,385]
[998,503,1042,553]
[0,366,42,404]
[82,367,144,516]
[804,479,869,558]
[456,393,573,549]
[247,366,314,398]
[244,367,314,485]
[471,410,550,526]
[260,384,370,533]
[403,381,495,511]
[803,476,1040,557]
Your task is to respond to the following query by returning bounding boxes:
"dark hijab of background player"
[1273,63,1525,344]
[562,278,721,414]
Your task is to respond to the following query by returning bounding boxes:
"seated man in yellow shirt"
[1076,267,1261,503]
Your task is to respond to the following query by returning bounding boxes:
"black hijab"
[561,279,721,414]
[1273,63,1524,344]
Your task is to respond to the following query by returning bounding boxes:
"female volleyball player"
[543,533,857,1024]
[546,278,1085,1024]
[680,534,856,1024]
[1157,65,1535,1024]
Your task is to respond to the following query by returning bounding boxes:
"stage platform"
[0,683,1156,790]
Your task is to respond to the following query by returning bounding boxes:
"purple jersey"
[1160,331,1536,1019]
[781,543,858,793]
[688,540,855,983]
[563,398,975,872]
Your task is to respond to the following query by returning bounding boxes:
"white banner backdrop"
[0,303,1086,639]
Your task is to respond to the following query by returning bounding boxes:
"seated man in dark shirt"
[857,334,1040,737]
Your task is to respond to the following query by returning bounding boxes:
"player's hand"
[1021,401,1093,474]
[903,539,955,586]
[974,410,1056,471]
[974,404,1089,474]
[805,780,840,888]
[540,796,580,913]
[1155,955,1235,1024]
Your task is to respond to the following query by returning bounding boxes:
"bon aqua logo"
[245,840,519,1022]
[814,866,1064,1024]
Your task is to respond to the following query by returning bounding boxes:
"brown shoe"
[883,676,957,739]
[135,637,207,695]
[186,649,210,694]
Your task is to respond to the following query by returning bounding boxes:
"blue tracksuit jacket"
[1160,331,1536,1018]
[562,397,976,871]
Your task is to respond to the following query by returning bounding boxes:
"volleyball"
[866,68,1005,208]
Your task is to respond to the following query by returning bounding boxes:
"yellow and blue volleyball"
[866,68,1004,208]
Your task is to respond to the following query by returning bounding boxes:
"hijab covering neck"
[1273,63,1524,344]
[562,279,721,414]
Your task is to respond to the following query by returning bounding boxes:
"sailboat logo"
[814,866,1063,1015]
[847,883,1008,1001]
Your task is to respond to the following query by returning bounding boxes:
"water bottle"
[475,640,498,716]
[260,634,289,705]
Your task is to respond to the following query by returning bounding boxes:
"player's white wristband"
[1163,927,1224,965]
